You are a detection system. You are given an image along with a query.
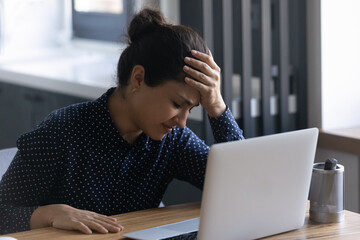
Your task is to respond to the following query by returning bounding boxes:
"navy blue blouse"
[0,88,244,234]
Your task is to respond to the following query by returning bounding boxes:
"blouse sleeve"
[170,107,244,189]
[208,106,245,142]
[0,117,62,234]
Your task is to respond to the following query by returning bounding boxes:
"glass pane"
[74,0,123,14]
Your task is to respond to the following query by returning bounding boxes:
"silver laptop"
[124,128,319,240]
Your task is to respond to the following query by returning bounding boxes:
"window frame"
[71,0,135,42]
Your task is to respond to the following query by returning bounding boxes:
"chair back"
[0,147,17,180]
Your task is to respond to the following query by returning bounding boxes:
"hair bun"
[128,8,167,44]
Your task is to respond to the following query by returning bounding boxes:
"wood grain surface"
[3,202,360,240]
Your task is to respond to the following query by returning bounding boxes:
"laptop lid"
[197,128,318,240]
[123,128,318,240]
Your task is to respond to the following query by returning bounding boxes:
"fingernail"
[191,50,198,54]
[183,65,189,71]
[184,57,190,62]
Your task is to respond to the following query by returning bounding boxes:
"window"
[72,0,135,42]
[74,0,124,14]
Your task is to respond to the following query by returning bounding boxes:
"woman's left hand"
[183,50,226,118]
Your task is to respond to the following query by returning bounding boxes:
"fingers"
[183,64,212,87]
[183,50,220,85]
[73,221,93,234]
[82,220,110,234]
[191,49,219,71]
[183,50,220,93]
[184,56,212,77]
[50,204,123,235]
[90,211,119,224]
[182,49,226,117]
[83,213,123,233]
[72,219,118,234]
[92,217,123,233]
[59,217,123,234]
[208,49,213,57]
[184,76,207,92]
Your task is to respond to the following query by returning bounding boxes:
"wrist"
[206,101,227,118]
[30,205,54,229]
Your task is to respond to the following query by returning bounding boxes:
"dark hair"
[117,8,208,88]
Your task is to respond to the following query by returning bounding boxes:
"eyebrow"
[178,94,200,107]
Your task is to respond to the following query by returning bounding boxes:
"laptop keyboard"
[160,231,198,240]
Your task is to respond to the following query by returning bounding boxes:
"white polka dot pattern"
[0,88,244,234]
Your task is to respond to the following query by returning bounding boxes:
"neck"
[108,87,142,144]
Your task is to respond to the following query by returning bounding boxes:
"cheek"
[148,105,177,123]
[134,102,164,121]
[153,107,177,122]
[134,92,177,122]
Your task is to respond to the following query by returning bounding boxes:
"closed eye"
[173,101,181,109]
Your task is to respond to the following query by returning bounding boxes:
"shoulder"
[46,100,95,126]
[38,88,114,130]
[16,102,89,146]
[17,92,108,147]
[27,100,96,137]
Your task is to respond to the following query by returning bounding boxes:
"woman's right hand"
[30,204,123,234]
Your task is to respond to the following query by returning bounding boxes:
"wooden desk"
[3,203,360,240]
[318,126,360,156]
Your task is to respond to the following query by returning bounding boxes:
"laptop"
[123,128,319,240]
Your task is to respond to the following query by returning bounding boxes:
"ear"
[130,65,145,92]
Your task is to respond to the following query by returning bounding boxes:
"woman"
[0,9,244,235]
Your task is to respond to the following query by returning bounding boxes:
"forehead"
[158,80,200,105]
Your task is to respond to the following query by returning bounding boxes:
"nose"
[174,110,188,128]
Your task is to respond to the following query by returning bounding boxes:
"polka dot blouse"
[0,88,244,234]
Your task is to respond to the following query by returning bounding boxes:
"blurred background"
[0,0,359,211]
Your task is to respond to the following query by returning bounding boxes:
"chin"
[150,134,167,141]
[145,131,167,141]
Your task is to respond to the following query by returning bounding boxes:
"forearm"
[0,203,38,234]
[0,148,57,234]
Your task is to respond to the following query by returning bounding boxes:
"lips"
[162,124,173,133]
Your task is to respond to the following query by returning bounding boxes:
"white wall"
[307,0,360,213]
[308,0,360,130]
[321,0,360,129]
